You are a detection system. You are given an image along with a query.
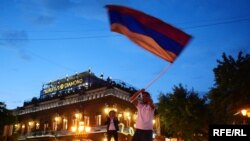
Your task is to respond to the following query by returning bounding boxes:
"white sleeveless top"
[135,103,155,130]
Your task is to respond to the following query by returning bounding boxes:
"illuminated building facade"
[12,70,160,141]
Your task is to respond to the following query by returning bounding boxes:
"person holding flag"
[106,5,192,140]
[130,89,155,141]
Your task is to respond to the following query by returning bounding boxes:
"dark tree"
[207,52,250,124]
[0,102,17,136]
[157,84,209,141]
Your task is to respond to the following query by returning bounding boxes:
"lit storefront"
[12,70,160,141]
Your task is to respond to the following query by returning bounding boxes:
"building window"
[63,118,68,130]
[84,116,90,126]
[95,115,102,126]
[44,123,49,132]
[72,119,77,127]
[52,121,57,131]
[28,121,34,134]
[21,124,25,135]
[14,124,20,133]
[36,122,40,130]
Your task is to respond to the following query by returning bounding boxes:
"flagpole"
[144,63,173,90]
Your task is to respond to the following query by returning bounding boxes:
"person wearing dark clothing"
[105,110,120,141]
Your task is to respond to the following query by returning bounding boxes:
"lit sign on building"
[42,79,83,94]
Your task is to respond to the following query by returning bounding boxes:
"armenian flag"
[106,5,192,63]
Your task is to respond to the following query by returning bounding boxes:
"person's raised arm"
[130,89,145,105]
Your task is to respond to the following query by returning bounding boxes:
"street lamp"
[241,109,247,116]
[241,109,250,125]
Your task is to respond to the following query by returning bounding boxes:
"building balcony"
[17,125,135,141]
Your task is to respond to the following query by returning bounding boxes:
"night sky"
[1,0,250,109]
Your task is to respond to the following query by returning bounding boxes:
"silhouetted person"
[105,110,119,141]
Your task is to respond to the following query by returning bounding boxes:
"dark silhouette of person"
[105,110,120,141]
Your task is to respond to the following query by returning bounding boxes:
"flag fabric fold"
[106,5,192,63]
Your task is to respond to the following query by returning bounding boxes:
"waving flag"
[106,5,192,63]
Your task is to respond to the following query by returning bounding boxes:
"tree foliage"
[0,102,17,136]
[207,52,250,124]
[157,84,208,141]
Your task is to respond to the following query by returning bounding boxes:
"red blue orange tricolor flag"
[106,5,192,63]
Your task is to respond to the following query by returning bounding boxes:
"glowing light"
[28,121,34,127]
[104,108,109,114]
[78,126,84,132]
[71,126,77,132]
[36,123,40,129]
[133,114,137,121]
[247,112,250,118]
[241,109,247,116]
[126,112,130,117]
[85,126,91,132]
[118,113,122,118]
[127,116,131,120]
[79,121,84,126]
[152,119,156,124]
